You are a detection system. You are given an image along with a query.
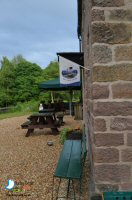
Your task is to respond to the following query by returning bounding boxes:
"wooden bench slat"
[29,112,54,117]
[54,140,82,179]
[54,140,73,178]
[67,140,82,179]
[21,121,31,128]
[52,129,87,199]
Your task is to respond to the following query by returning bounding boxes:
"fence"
[0,106,16,114]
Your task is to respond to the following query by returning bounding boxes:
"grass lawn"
[0,111,32,120]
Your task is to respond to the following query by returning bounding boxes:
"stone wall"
[82,0,96,196]
[82,0,132,196]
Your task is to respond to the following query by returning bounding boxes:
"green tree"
[0,57,15,106]
[11,54,26,66]
[38,61,59,102]
[43,61,59,80]
[14,61,43,102]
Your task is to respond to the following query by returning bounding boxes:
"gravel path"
[0,115,89,200]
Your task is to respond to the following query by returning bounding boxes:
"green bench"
[102,192,132,200]
[52,134,87,199]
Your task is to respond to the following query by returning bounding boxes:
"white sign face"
[59,56,80,86]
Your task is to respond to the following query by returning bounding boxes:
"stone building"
[77,0,132,198]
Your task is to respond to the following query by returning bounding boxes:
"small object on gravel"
[0,115,83,199]
[47,141,54,146]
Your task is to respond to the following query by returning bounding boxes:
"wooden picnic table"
[21,112,60,137]
[39,108,65,125]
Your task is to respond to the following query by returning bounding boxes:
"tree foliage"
[42,60,59,81]
[0,56,60,107]
[0,55,80,108]
[14,61,43,102]
[0,57,15,106]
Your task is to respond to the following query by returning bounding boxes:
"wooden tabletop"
[39,108,55,113]
[29,112,54,118]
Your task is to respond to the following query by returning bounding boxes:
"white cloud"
[0,0,78,67]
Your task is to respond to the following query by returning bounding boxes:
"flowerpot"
[66,130,82,140]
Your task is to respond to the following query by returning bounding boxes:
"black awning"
[57,52,84,66]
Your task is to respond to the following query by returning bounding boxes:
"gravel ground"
[0,115,89,200]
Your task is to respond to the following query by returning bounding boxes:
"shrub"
[59,128,69,145]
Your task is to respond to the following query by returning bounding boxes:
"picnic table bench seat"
[52,132,87,199]
[21,120,31,128]
[21,120,60,128]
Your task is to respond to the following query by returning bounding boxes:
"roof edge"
[77,0,82,39]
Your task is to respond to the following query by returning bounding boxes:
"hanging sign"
[59,56,81,86]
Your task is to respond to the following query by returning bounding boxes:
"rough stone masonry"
[82,0,132,197]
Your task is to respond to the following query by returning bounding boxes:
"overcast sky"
[0,0,79,68]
